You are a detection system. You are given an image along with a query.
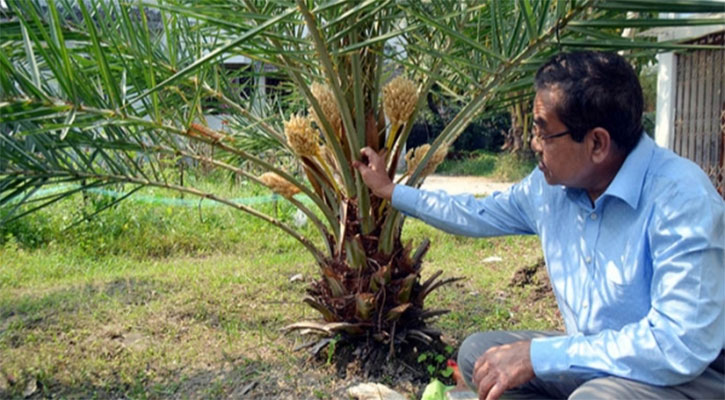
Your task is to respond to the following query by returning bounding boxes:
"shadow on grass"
[0,277,173,347]
[0,277,337,399]
[1,346,353,400]
[0,276,427,399]
[0,357,274,400]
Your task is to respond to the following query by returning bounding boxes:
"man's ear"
[588,127,611,164]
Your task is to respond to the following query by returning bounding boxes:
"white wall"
[655,10,725,149]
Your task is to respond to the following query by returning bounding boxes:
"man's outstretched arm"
[353,147,538,237]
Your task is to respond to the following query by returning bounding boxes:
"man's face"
[530,89,590,187]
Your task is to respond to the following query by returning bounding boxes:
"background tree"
[1,0,722,362]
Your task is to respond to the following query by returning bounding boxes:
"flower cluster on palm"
[275,76,457,347]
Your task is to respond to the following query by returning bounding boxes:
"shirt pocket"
[599,261,649,315]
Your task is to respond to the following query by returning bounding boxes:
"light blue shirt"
[392,135,724,385]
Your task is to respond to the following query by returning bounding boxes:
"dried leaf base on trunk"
[284,234,462,373]
[291,323,457,386]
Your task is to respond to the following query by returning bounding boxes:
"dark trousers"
[457,330,725,399]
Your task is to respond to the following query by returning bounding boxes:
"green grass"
[0,173,559,398]
[437,150,536,181]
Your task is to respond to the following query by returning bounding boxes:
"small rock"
[293,209,308,227]
[347,382,407,400]
[289,273,304,282]
[22,378,37,398]
[482,256,502,263]
[241,381,257,396]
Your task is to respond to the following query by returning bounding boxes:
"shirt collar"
[600,133,655,209]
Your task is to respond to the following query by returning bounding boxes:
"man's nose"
[530,134,542,153]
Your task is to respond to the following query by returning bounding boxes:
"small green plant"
[416,345,456,380]
[326,334,341,366]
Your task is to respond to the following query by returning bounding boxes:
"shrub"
[407,104,509,154]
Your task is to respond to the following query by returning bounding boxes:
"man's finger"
[353,162,372,178]
[472,367,480,387]
[485,383,505,400]
[476,375,496,400]
[472,356,488,387]
[473,356,484,372]
[359,147,387,169]
[359,147,377,161]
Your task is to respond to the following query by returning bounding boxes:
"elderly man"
[354,51,724,399]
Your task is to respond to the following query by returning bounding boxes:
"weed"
[416,345,456,381]
[326,334,341,366]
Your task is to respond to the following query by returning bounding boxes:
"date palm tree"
[1,0,722,358]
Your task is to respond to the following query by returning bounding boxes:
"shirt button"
[582,301,589,308]
[590,213,598,220]
[585,256,592,263]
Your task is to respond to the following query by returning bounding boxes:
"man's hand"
[472,340,535,400]
[352,147,395,201]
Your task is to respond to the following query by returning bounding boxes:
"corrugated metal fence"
[673,30,725,198]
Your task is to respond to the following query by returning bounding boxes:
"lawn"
[0,174,560,399]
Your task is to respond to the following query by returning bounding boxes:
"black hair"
[534,51,643,154]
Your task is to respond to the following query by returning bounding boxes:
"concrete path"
[417,175,514,196]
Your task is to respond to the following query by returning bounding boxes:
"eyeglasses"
[534,130,570,141]
[531,125,571,142]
